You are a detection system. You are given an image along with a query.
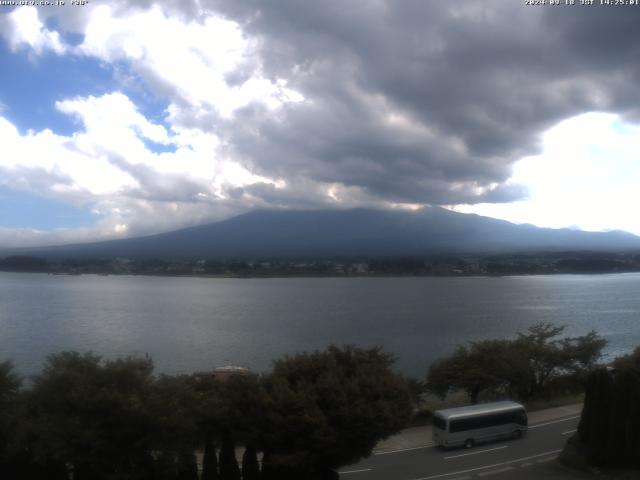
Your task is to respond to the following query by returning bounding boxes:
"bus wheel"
[464,439,474,449]
[512,430,522,439]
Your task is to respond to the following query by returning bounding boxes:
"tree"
[427,340,521,403]
[201,431,219,480]
[219,432,241,480]
[0,361,23,478]
[260,345,412,477]
[428,323,606,403]
[514,323,606,400]
[216,374,265,446]
[147,373,207,479]
[241,444,260,480]
[577,368,614,466]
[576,347,640,468]
[27,352,157,479]
[176,451,199,480]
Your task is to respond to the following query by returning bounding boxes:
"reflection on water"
[1,272,639,377]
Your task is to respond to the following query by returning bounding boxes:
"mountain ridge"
[7,207,640,260]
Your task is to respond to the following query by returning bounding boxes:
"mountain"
[11,208,640,260]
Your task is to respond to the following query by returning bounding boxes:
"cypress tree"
[241,444,260,480]
[583,369,614,466]
[259,452,275,480]
[202,432,219,480]
[219,433,241,480]
[578,352,640,468]
[176,451,199,480]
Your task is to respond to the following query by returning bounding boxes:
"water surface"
[1,272,639,377]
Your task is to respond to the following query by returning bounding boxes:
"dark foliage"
[1,345,413,478]
[427,323,606,402]
[219,433,241,480]
[201,432,219,480]
[261,345,412,472]
[241,444,260,480]
[578,348,640,469]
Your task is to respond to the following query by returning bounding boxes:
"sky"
[1,1,640,247]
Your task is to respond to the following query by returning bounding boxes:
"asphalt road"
[338,413,580,480]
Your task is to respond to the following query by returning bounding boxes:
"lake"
[1,272,639,378]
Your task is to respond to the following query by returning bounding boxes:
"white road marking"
[536,457,556,464]
[339,468,373,474]
[528,415,580,429]
[562,429,577,435]
[372,415,578,458]
[374,444,434,455]
[409,449,562,480]
[477,466,515,477]
[444,445,508,460]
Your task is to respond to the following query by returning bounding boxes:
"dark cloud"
[36,0,640,214]
[106,154,211,204]
[190,1,640,206]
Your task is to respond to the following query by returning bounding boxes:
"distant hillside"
[10,208,640,260]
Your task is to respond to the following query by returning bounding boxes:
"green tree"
[176,451,198,480]
[219,432,241,480]
[576,348,640,468]
[201,431,219,480]
[28,352,157,479]
[427,340,519,403]
[147,373,209,480]
[260,345,412,477]
[216,374,265,447]
[513,323,606,399]
[241,444,260,480]
[0,361,24,478]
[427,323,606,403]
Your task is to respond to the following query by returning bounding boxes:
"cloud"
[0,91,289,246]
[75,4,302,118]
[2,1,640,245]
[0,6,66,55]
[172,0,640,207]
[455,113,640,236]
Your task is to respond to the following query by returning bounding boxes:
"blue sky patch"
[0,41,114,136]
[0,187,99,229]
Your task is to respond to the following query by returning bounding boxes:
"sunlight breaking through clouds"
[454,113,640,236]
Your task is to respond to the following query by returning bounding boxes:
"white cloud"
[76,5,302,119]
[0,91,285,246]
[454,113,640,236]
[1,6,66,55]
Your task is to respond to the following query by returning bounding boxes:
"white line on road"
[562,429,577,435]
[372,415,578,458]
[409,449,562,480]
[536,457,557,464]
[477,466,515,477]
[374,444,434,455]
[339,468,373,474]
[528,415,580,429]
[444,445,508,460]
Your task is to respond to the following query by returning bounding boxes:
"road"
[338,412,580,480]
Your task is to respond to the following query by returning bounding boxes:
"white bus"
[432,401,527,449]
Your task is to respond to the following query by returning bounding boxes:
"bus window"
[433,415,446,430]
